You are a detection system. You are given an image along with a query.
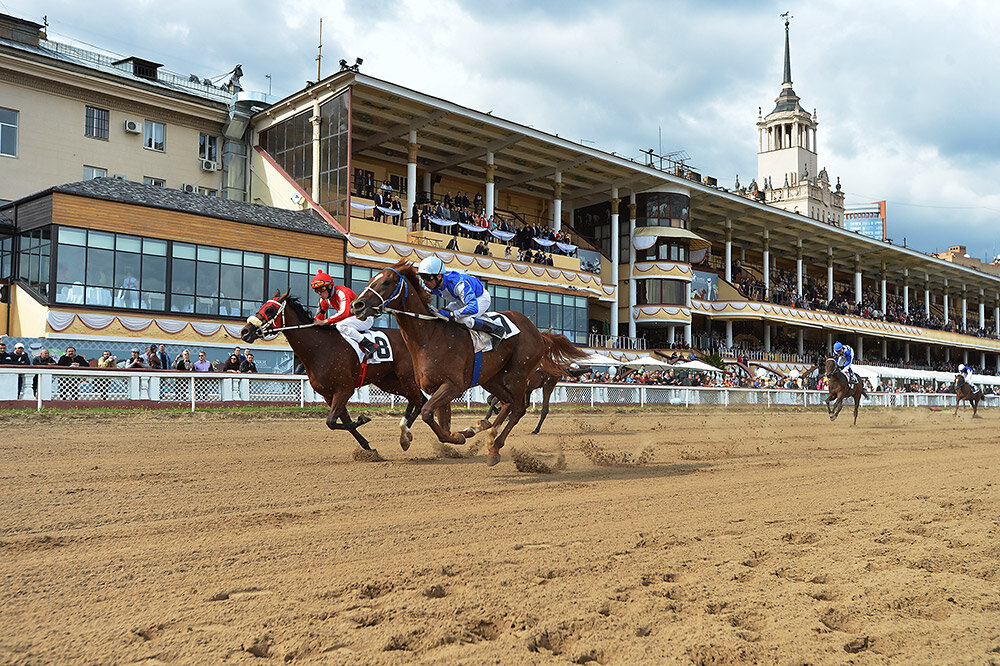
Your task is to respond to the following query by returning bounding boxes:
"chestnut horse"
[351,261,583,465]
[241,292,426,452]
[823,358,868,425]
[954,375,983,418]
[484,358,587,435]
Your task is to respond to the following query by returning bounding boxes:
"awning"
[633,226,711,251]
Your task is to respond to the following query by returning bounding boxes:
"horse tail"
[539,331,589,376]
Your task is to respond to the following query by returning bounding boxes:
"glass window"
[59,227,87,246]
[85,106,109,140]
[83,165,107,180]
[0,107,17,157]
[143,177,165,187]
[199,134,218,162]
[144,120,165,151]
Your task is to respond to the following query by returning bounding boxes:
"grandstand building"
[2,11,1000,381]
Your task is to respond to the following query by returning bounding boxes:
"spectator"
[240,352,258,373]
[0,342,9,364]
[31,347,57,396]
[172,349,194,371]
[193,351,212,372]
[446,237,459,251]
[155,344,170,369]
[8,342,31,397]
[473,191,483,214]
[57,346,87,368]
[97,350,117,369]
[145,344,161,370]
[220,354,241,373]
[57,346,87,400]
[124,348,145,369]
[232,346,247,365]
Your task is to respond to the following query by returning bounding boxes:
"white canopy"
[578,353,622,366]
[622,356,673,368]
[674,359,725,373]
[851,364,1000,385]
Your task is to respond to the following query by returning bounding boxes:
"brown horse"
[240,292,426,452]
[823,358,868,425]
[351,261,582,465]
[484,351,588,434]
[954,375,983,418]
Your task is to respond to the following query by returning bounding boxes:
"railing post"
[590,386,594,408]
[190,376,195,413]
[300,378,306,408]
[685,389,689,408]
[36,372,43,412]
[725,387,729,407]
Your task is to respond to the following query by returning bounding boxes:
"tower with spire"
[756,15,844,225]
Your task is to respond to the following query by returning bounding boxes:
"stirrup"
[473,318,504,338]
[358,339,377,359]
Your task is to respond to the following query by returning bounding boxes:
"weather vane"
[780,11,793,27]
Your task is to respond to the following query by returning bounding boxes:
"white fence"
[0,369,992,412]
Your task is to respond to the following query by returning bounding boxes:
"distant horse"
[954,375,983,418]
[241,292,426,452]
[351,261,586,465]
[823,358,868,425]
[484,360,586,435]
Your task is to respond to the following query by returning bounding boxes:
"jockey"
[311,269,377,359]
[416,255,505,338]
[832,341,856,384]
[958,363,977,391]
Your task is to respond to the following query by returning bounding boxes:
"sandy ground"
[1,405,1000,664]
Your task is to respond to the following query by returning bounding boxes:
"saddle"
[469,313,520,353]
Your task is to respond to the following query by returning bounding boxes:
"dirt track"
[2,405,999,664]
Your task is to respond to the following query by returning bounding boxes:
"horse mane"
[390,260,432,308]
[283,294,312,319]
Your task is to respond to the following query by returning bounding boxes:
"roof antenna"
[316,18,323,82]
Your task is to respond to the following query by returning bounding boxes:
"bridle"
[356,269,446,321]
[246,298,319,337]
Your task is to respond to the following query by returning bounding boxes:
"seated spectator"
[145,344,162,370]
[8,342,31,398]
[220,354,241,373]
[240,352,258,373]
[193,351,213,372]
[173,349,194,371]
[446,237,459,251]
[32,347,57,396]
[97,350,117,368]
[156,344,170,369]
[58,346,87,368]
[232,346,247,365]
[0,342,9,364]
[124,348,145,369]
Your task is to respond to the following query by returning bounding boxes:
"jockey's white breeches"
[452,292,491,329]
[336,316,372,344]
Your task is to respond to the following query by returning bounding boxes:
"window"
[199,134,218,162]
[85,106,109,140]
[196,187,217,196]
[55,228,166,310]
[490,284,587,344]
[144,120,165,151]
[143,177,165,187]
[17,228,51,299]
[0,107,16,157]
[83,165,107,180]
[0,236,14,278]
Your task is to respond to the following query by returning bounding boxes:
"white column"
[926,346,932,365]
[668,326,675,345]
[310,100,321,202]
[963,349,969,364]
[827,251,834,302]
[610,186,620,338]
[827,331,833,351]
[406,131,418,232]
[854,255,862,304]
[762,230,770,300]
[902,268,909,314]
[726,321,733,348]
[552,171,563,232]
[943,280,950,324]
[945,347,950,363]
[880,275,887,315]
[724,220,732,284]
[961,289,967,331]
[995,300,999,337]
[485,152,495,218]
[904,342,910,363]
[796,240,803,298]
[881,338,887,359]
[924,278,930,316]
[981,351,986,369]
[684,324,692,347]
[764,324,771,352]
[422,171,431,200]
[797,329,804,356]
[627,196,636,339]
[856,335,864,362]
[978,289,985,331]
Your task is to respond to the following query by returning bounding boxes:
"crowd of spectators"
[0,342,260,374]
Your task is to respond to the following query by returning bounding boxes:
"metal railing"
[1,369,989,412]
[588,334,648,350]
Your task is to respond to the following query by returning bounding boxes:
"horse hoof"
[477,419,490,430]
[455,433,466,446]
[460,427,476,438]
[356,414,371,426]
[399,437,411,452]
[486,454,501,467]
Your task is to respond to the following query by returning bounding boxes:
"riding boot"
[471,318,505,338]
[358,337,377,359]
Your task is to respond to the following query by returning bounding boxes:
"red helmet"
[311,269,334,290]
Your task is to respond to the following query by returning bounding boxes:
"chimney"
[0,13,44,47]
[112,57,163,82]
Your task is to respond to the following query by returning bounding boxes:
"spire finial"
[780,12,793,87]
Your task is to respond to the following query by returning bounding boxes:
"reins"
[359,268,448,321]
[247,298,321,336]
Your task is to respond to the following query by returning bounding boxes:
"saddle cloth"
[343,330,393,364]
[469,312,520,353]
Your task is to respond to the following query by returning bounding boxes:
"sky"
[4,0,1000,260]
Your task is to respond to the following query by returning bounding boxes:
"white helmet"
[417,255,444,276]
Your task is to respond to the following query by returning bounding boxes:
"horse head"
[241,290,290,342]
[351,261,430,320]
[824,358,838,376]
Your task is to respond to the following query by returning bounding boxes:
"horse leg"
[831,396,844,421]
[852,394,860,426]
[532,384,554,434]
[420,385,468,446]
[324,390,373,451]
[954,394,961,417]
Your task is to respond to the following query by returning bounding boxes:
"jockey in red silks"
[311,269,377,359]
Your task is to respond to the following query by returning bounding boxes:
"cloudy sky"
[5,0,999,260]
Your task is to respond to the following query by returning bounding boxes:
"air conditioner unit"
[124,119,142,134]
[113,174,127,180]
[200,159,218,172]
[181,184,197,193]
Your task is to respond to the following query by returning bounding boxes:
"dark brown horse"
[351,261,582,465]
[241,292,426,452]
[954,375,983,418]
[823,358,868,425]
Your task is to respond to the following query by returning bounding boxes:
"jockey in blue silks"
[958,363,977,392]
[416,256,505,338]
[833,341,856,384]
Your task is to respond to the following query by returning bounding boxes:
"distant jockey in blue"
[833,341,856,384]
